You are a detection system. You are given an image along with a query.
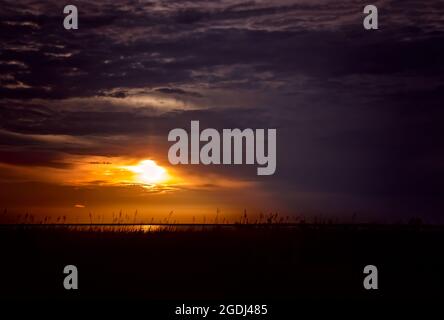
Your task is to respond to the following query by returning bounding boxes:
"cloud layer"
[1,0,443,221]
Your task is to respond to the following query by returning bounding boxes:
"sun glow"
[123,160,168,184]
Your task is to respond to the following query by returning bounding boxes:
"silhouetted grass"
[0,218,443,301]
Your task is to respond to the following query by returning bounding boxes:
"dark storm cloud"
[0,100,273,136]
[154,87,203,97]
[0,150,70,168]
[1,0,444,219]
[1,0,442,100]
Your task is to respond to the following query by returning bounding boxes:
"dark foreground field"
[1,224,443,302]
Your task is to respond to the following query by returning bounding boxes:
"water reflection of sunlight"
[140,225,162,232]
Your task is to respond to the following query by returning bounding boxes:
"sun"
[123,160,168,184]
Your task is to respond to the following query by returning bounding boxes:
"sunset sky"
[1,0,443,223]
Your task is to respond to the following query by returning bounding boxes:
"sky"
[0,0,443,223]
